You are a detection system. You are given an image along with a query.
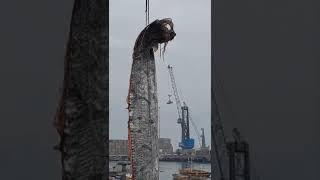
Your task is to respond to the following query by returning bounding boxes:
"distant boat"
[179,168,210,178]
[172,173,189,180]
[173,169,210,180]
[172,157,211,180]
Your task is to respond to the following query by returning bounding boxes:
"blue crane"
[167,65,200,150]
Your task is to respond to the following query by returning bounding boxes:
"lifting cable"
[128,1,152,178]
[145,0,150,26]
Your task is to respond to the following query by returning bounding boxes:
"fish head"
[146,18,176,45]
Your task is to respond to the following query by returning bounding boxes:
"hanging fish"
[54,1,108,180]
[127,18,176,180]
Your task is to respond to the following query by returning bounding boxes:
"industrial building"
[109,138,174,156]
[158,138,174,155]
[109,139,128,156]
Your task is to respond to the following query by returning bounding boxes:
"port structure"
[167,65,196,150]
[201,128,206,148]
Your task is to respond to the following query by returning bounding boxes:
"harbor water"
[110,161,211,180]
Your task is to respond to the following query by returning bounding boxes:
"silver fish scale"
[128,48,159,179]
[55,0,108,180]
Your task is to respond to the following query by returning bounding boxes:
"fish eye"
[164,24,171,31]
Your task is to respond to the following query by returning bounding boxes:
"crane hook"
[166,94,173,104]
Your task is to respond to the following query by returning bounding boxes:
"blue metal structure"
[168,65,194,149]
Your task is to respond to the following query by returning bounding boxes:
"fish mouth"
[162,31,176,43]
[169,32,176,40]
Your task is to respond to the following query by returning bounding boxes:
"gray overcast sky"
[109,0,211,150]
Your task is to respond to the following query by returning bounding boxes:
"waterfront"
[109,161,211,180]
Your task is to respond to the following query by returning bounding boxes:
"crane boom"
[188,107,202,148]
[168,65,182,121]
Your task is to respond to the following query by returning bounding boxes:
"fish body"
[127,19,176,180]
[54,1,108,180]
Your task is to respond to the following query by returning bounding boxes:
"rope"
[147,0,150,24]
[145,0,150,26]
